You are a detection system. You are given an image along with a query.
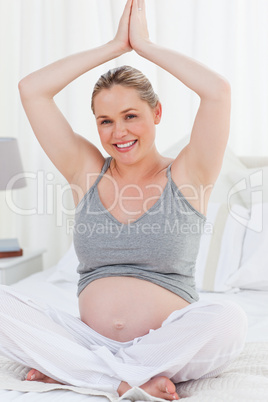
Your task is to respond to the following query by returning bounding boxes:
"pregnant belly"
[79,277,190,342]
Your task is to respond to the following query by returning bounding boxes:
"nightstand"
[0,248,46,285]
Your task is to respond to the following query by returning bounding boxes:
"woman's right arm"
[18,0,133,184]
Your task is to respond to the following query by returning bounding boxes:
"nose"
[113,121,127,140]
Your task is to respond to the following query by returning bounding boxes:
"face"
[93,85,161,165]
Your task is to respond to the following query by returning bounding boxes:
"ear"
[153,102,162,125]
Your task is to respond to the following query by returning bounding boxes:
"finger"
[134,0,145,14]
[133,0,139,12]
[141,0,146,14]
[118,0,132,27]
[122,0,133,17]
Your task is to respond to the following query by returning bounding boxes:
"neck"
[110,149,164,182]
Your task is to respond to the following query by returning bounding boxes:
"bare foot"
[118,376,180,400]
[25,369,62,384]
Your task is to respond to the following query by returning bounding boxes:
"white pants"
[0,285,248,395]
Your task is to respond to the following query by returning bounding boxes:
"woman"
[0,0,247,399]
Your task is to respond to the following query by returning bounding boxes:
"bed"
[1,141,268,401]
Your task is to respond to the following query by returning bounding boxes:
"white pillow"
[226,203,268,290]
[227,166,268,208]
[47,242,79,284]
[195,203,249,292]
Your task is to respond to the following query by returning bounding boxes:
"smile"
[114,140,137,150]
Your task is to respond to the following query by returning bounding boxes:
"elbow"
[18,75,47,101]
[18,78,25,95]
[215,78,231,101]
[18,77,33,101]
[201,77,231,102]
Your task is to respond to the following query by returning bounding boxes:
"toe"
[165,381,176,395]
[157,377,175,394]
[26,369,46,381]
[25,369,36,381]
[156,377,179,400]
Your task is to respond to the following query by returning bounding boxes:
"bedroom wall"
[0,0,267,268]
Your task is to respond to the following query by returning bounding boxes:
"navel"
[113,319,126,330]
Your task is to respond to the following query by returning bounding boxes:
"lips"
[113,140,137,151]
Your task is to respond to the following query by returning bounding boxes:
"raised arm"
[130,0,231,187]
[18,0,133,186]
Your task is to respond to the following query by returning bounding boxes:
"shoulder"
[168,148,213,216]
[71,152,107,207]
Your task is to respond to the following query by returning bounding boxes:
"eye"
[100,119,112,125]
[126,114,137,120]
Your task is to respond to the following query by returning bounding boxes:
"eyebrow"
[96,108,138,120]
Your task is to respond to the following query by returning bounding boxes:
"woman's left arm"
[130,0,231,185]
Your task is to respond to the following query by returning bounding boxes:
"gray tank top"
[74,157,206,303]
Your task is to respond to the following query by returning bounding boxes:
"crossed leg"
[25,370,180,400]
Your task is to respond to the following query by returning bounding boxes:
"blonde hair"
[91,65,159,114]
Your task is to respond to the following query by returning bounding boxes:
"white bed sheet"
[0,267,268,402]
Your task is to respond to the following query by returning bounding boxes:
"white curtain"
[0,0,267,268]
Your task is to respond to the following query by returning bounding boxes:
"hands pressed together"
[113,0,151,55]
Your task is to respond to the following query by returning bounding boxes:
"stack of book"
[0,238,23,258]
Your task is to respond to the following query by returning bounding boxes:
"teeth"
[116,140,136,149]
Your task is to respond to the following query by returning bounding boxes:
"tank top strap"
[166,161,173,181]
[75,157,113,213]
[92,156,112,188]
